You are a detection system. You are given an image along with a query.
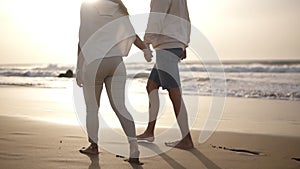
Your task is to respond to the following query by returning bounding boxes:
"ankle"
[91,143,98,148]
[181,135,193,143]
[145,126,155,134]
[144,130,154,136]
[130,142,139,152]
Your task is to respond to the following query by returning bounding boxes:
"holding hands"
[76,44,84,88]
[143,47,153,62]
[142,42,153,62]
[133,36,153,62]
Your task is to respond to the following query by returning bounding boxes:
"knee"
[146,85,152,93]
[146,83,159,94]
[86,107,99,117]
[111,105,126,115]
[113,107,133,121]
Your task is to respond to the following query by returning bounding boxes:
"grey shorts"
[149,48,183,89]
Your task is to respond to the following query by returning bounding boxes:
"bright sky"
[0,0,299,64]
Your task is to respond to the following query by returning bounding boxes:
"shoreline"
[0,86,299,137]
[0,84,299,102]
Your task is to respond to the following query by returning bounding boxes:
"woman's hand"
[133,35,153,62]
[76,69,84,87]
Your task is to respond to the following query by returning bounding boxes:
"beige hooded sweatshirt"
[144,0,191,50]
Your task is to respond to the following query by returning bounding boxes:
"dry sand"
[0,115,299,169]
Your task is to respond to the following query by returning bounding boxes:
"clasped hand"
[143,48,153,62]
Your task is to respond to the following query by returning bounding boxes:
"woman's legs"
[81,57,139,159]
[81,59,108,154]
[104,58,139,158]
[83,84,103,144]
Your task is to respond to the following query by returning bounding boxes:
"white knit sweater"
[79,0,136,64]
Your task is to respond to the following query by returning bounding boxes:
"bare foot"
[137,133,154,142]
[79,143,99,155]
[165,140,194,150]
[124,150,143,165]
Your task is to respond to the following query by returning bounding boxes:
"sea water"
[0,60,299,101]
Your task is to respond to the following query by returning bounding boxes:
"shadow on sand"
[81,154,101,169]
[83,152,144,169]
[82,143,222,169]
[139,142,222,169]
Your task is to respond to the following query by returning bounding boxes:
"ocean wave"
[0,64,74,77]
[128,73,149,79]
[179,64,300,73]
[226,90,300,101]
[33,64,74,71]
[0,82,42,87]
[182,88,300,101]
[1,63,300,78]
[0,71,58,77]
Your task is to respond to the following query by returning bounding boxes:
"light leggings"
[83,56,136,144]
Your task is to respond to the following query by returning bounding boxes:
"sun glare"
[83,0,98,3]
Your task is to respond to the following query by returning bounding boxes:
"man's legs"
[166,87,194,149]
[138,48,193,149]
[137,79,160,141]
[138,81,194,149]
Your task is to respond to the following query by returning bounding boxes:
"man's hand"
[181,49,187,60]
[143,48,153,62]
[76,69,84,87]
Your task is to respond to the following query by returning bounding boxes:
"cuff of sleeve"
[144,33,154,44]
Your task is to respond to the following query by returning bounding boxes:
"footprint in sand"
[210,144,266,156]
[9,132,35,136]
[291,158,300,162]
[0,152,24,160]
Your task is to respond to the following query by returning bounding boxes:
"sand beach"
[0,86,299,169]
